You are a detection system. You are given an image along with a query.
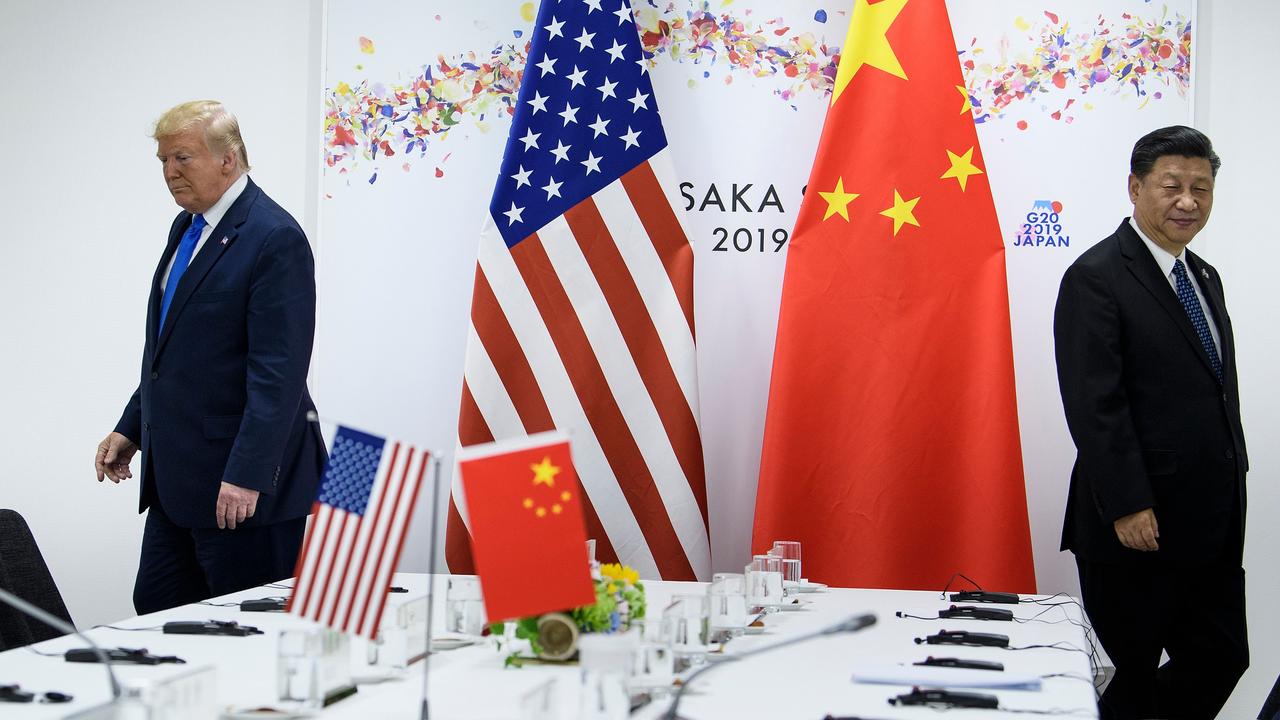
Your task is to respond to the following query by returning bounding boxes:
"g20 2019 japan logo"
[1013,199,1070,248]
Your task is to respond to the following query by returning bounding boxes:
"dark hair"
[1130,125,1221,178]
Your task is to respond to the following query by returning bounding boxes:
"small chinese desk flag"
[457,433,596,623]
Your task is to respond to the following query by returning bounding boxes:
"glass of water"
[708,573,748,642]
[445,575,485,636]
[661,593,710,672]
[746,555,785,611]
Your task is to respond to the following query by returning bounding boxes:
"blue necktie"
[159,213,207,330]
[1172,258,1222,382]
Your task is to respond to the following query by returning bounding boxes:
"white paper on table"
[850,664,1042,690]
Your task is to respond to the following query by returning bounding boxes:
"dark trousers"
[133,502,306,615]
[1077,556,1248,720]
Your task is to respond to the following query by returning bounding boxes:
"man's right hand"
[96,432,138,483]
[1114,507,1160,551]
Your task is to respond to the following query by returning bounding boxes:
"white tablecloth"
[0,574,1098,719]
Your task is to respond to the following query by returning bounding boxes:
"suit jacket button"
[1222,393,1228,403]
[143,422,150,431]
[1225,449,1235,460]
[150,371,159,380]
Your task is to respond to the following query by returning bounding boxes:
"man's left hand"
[216,482,259,530]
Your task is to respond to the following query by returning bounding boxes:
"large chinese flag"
[753,0,1035,592]
[458,435,596,622]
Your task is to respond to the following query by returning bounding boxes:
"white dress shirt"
[161,174,249,292]
[1129,216,1221,357]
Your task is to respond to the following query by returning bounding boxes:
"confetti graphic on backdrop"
[631,3,841,101]
[326,3,1190,183]
[962,8,1191,128]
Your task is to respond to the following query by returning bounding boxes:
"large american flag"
[289,426,428,638]
[445,0,710,581]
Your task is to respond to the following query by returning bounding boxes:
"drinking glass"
[745,555,784,611]
[661,593,710,671]
[780,558,803,595]
[578,633,635,720]
[445,575,485,636]
[771,541,802,579]
[708,573,748,642]
[628,619,675,695]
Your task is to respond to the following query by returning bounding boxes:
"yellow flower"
[607,582,619,594]
[599,563,640,586]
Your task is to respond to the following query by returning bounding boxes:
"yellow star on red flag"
[819,177,860,221]
[831,0,910,103]
[530,456,560,487]
[956,85,973,114]
[879,190,921,235]
[941,147,984,191]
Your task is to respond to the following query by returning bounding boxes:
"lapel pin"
[1200,267,1209,280]
[220,237,229,246]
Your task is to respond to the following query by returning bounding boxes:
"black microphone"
[663,613,877,720]
[0,586,121,700]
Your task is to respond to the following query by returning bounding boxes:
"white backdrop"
[316,0,1194,598]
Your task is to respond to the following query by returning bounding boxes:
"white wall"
[0,0,321,628]
[1196,1,1280,716]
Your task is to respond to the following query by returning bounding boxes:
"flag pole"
[420,452,444,720]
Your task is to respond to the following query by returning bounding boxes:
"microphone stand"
[663,613,877,720]
[0,586,122,699]
[420,453,443,720]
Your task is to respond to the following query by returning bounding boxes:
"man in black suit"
[1055,126,1248,719]
[94,101,326,614]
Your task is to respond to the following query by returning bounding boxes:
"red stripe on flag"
[470,270,555,432]
[447,383,492,574]
[619,162,695,336]
[355,447,417,634]
[298,507,335,618]
[286,500,322,612]
[445,499,476,574]
[459,381,495,446]
[341,441,402,632]
[324,514,364,627]
[510,234,695,580]
[310,513,349,622]
[464,276,623,566]
[563,198,709,527]
[364,453,430,638]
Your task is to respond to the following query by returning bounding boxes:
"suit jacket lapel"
[1118,222,1221,380]
[153,180,259,357]
[148,216,188,346]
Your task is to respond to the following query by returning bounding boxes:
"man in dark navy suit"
[95,100,325,614]
[1055,126,1248,719]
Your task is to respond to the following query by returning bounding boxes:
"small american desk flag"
[446,0,710,582]
[289,426,429,639]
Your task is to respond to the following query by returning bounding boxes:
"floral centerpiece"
[491,563,646,666]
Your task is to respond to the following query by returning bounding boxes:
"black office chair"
[0,509,74,650]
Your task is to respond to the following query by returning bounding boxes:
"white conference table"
[0,574,1098,719]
